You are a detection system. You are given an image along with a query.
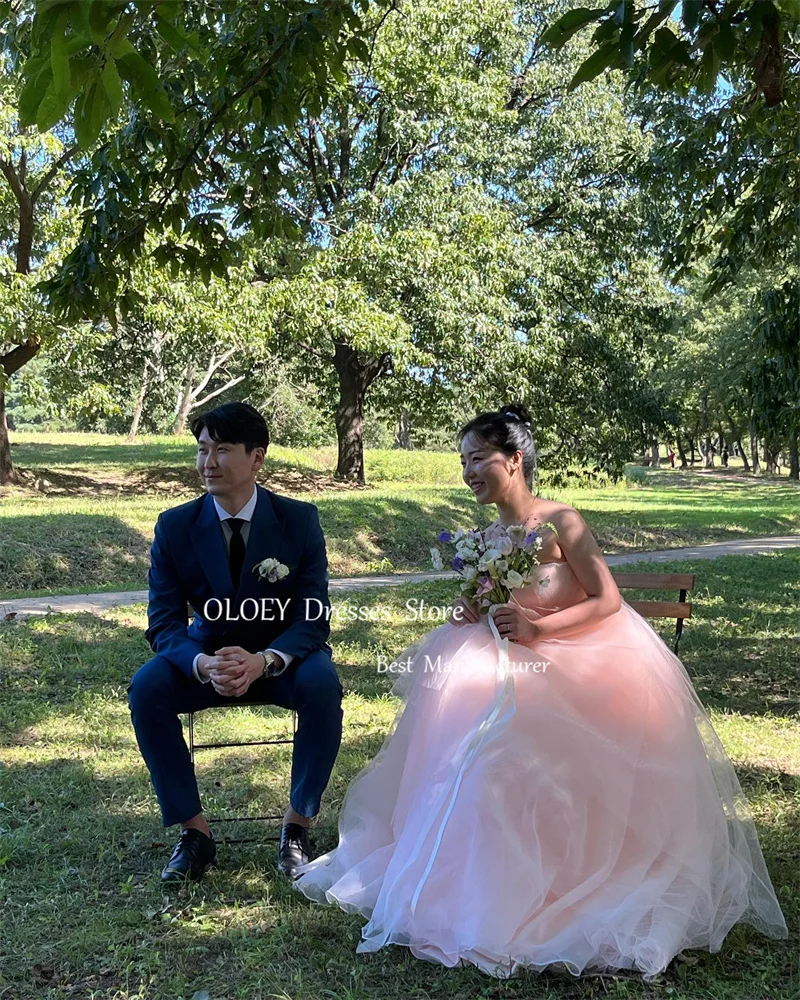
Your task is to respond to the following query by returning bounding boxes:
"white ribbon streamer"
[408,604,516,916]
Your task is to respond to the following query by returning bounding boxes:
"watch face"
[264,653,287,678]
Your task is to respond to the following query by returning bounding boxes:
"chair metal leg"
[674,588,687,655]
[185,707,297,843]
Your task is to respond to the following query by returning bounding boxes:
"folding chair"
[187,705,297,843]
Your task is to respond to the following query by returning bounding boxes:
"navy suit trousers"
[128,647,343,827]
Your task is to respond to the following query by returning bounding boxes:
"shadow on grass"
[646,468,800,490]
[314,490,494,572]
[9,437,196,470]
[0,611,148,740]
[3,560,800,748]
[136,458,364,498]
[1,748,796,1000]
[0,513,151,594]
[683,637,800,716]
[0,486,493,593]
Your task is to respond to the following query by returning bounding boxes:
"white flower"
[255,557,291,583]
[430,547,444,571]
[497,536,513,556]
[477,548,502,571]
[462,565,478,581]
[503,569,525,589]
[506,524,527,545]
[453,529,465,542]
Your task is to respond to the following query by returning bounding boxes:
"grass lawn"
[1,433,799,600]
[1,553,798,1000]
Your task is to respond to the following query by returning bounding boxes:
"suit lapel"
[237,485,286,599]
[190,493,235,599]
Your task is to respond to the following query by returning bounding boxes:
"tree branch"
[306,119,333,217]
[192,374,246,409]
[190,344,238,401]
[0,157,25,205]
[31,144,79,202]
[0,338,41,376]
[280,135,312,170]
[111,16,320,256]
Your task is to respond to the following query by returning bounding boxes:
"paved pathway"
[2,535,799,619]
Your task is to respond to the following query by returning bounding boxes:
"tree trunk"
[172,363,196,435]
[735,433,750,472]
[333,344,367,483]
[0,388,19,485]
[763,441,778,474]
[332,341,390,483]
[0,340,41,484]
[749,418,762,475]
[724,410,750,473]
[650,437,659,468]
[0,146,77,482]
[689,437,696,465]
[393,410,413,449]
[128,359,151,441]
[676,437,688,469]
[702,394,714,467]
[789,427,799,481]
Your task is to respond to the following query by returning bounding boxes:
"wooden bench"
[610,572,695,654]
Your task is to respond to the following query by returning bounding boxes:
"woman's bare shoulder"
[535,500,590,539]
[534,498,583,522]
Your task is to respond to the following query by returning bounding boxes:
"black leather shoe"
[278,822,313,879]
[161,828,217,882]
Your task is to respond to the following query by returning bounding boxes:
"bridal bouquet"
[430,523,547,611]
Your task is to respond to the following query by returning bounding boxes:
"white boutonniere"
[253,557,291,583]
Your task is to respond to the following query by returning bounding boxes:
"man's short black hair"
[191,402,269,453]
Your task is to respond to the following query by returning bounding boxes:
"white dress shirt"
[192,484,294,682]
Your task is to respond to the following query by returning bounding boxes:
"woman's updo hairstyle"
[458,401,539,492]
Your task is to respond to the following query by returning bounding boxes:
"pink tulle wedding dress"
[294,559,788,979]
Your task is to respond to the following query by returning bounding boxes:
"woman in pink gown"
[294,403,788,979]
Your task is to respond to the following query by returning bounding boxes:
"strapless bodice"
[511,560,588,614]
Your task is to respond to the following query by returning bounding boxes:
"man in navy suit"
[128,402,343,882]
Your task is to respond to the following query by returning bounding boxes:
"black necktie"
[227,518,246,588]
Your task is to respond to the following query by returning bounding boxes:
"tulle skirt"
[294,604,788,979]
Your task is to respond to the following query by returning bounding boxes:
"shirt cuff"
[266,648,294,668]
[192,652,211,683]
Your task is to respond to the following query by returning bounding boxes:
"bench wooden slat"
[612,572,696,590]
[626,600,692,620]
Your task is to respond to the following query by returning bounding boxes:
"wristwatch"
[259,650,288,679]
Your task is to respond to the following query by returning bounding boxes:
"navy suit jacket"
[145,484,332,677]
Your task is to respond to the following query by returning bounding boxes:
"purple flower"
[524,531,539,547]
[476,574,494,596]
[451,555,465,571]
[437,530,453,543]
